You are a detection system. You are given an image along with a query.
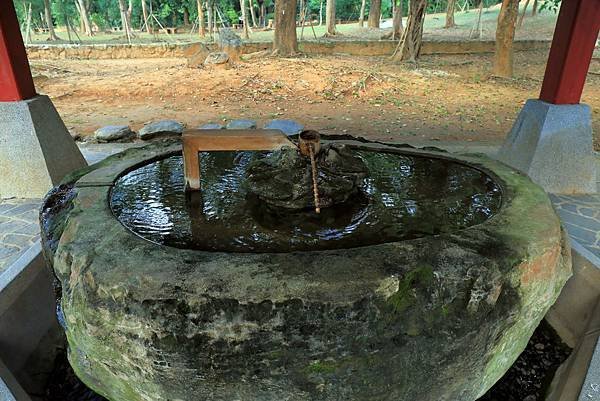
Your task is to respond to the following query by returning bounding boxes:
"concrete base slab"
[497,99,596,194]
[0,95,87,199]
[547,297,600,401]
[0,358,32,401]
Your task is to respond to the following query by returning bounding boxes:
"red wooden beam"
[0,1,36,102]
[539,0,600,105]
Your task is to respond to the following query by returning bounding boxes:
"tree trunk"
[517,0,530,28]
[368,0,381,28]
[76,0,94,35]
[382,0,403,39]
[241,0,251,38]
[469,0,483,39]
[141,0,149,31]
[273,0,298,55]
[128,0,134,28]
[319,0,323,25]
[398,0,403,31]
[261,1,267,26]
[184,7,190,25]
[197,0,205,36]
[249,0,258,27]
[325,0,336,34]
[493,0,519,77]
[74,1,85,32]
[43,0,60,40]
[392,0,403,38]
[531,0,538,16]
[358,0,367,27]
[118,0,135,41]
[213,3,219,33]
[392,0,427,62]
[207,1,213,37]
[60,0,73,43]
[445,0,456,28]
[24,4,32,44]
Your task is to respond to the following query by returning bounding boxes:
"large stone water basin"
[40,138,571,401]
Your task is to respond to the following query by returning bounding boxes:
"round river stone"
[40,137,571,401]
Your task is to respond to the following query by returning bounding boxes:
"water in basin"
[110,149,501,252]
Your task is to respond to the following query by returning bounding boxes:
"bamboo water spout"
[182,129,293,191]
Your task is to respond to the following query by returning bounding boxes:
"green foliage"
[225,8,239,24]
[13,0,510,33]
[539,0,560,13]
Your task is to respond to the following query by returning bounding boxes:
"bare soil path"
[31,50,600,147]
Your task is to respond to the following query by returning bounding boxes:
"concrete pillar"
[498,100,596,194]
[539,0,600,105]
[0,2,86,198]
[0,95,87,198]
[0,2,36,102]
[498,0,600,194]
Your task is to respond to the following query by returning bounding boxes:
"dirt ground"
[31,50,600,147]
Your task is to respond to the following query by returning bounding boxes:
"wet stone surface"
[110,148,502,252]
[246,144,369,210]
[43,320,570,401]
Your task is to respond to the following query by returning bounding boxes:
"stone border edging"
[25,39,551,60]
[0,242,43,316]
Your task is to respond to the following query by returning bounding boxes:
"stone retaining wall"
[300,39,551,56]
[26,39,550,60]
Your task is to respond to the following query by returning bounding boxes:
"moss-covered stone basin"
[40,138,571,401]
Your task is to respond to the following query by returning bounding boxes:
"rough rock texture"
[218,28,243,61]
[94,125,133,142]
[40,138,571,401]
[138,120,183,140]
[204,52,230,68]
[198,123,224,130]
[183,43,209,68]
[246,144,368,209]
[264,119,304,136]
[226,119,257,129]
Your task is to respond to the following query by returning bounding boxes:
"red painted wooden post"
[539,0,600,105]
[0,1,36,102]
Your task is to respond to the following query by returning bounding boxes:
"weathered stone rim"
[103,140,509,253]
[42,138,570,401]
[45,137,562,304]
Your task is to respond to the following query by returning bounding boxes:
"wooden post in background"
[0,1,36,102]
[539,0,600,105]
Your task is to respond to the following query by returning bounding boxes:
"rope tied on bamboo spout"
[299,130,321,214]
[308,144,320,213]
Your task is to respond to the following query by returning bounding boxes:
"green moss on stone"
[387,265,434,313]
[306,360,338,374]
